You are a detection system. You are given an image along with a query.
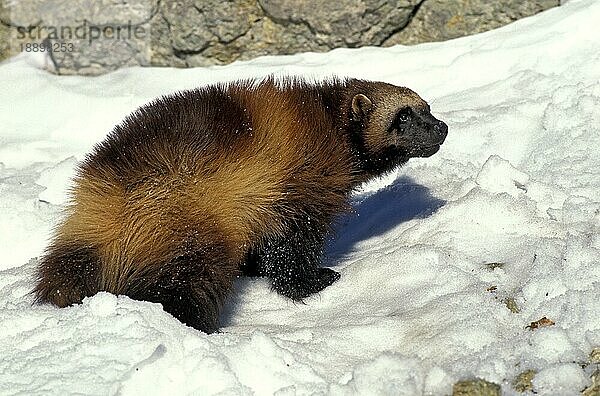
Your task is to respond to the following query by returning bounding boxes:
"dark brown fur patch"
[34,242,100,307]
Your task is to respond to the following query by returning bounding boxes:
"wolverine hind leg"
[125,242,239,334]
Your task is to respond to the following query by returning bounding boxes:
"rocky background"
[1,0,559,75]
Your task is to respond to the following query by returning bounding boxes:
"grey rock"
[0,21,9,60]
[385,0,560,45]
[161,0,212,53]
[3,0,156,26]
[0,0,560,75]
[194,0,255,44]
[49,36,151,75]
[1,0,156,74]
[258,0,419,47]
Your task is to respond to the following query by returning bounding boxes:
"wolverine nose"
[433,121,448,144]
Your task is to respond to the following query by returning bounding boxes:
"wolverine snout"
[432,120,448,144]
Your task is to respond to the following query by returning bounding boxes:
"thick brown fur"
[34,77,447,333]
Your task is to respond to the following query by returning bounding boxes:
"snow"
[1,0,599,394]
[533,363,589,395]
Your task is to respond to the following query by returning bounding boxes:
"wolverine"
[34,77,448,333]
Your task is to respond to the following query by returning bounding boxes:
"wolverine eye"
[396,107,412,124]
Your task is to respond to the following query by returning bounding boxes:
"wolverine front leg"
[246,220,340,300]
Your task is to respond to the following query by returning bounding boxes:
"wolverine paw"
[272,268,340,301]
[316,267,341,289]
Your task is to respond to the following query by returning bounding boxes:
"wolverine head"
[346,80,447,175]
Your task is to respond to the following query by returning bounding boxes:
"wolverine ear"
[351,94,373,121]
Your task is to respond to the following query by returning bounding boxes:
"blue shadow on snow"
[325,175,446,262]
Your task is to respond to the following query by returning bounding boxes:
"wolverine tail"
[34,241,101,308]
[34,237,237,334]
